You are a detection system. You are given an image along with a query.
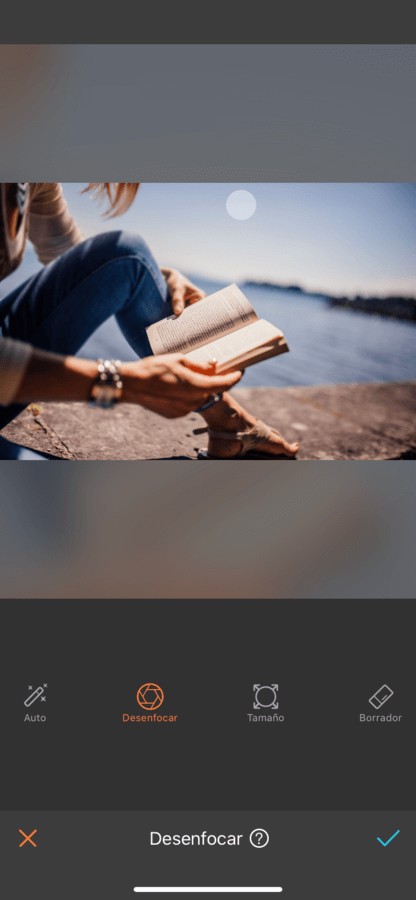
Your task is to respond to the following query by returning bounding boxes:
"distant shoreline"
[2,254,415,324]
[243,280,416,323]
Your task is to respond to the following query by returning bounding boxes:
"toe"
[270,436,300,457]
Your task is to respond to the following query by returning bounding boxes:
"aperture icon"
[137,683,165,710]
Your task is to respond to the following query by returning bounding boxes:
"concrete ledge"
[2,382,416,460]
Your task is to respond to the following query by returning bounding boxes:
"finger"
[185,288,206,303]
[210,370,243,390]
[181,357,217,375]
[170,288,185,315]
[185,369,243,391]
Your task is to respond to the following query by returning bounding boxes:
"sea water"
[79,276,416,388]
[2,265,415,388]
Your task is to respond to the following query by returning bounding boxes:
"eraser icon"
[369,684,394,710]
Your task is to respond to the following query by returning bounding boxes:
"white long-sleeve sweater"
[0,183,83,405]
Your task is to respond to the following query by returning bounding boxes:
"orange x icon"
[19,828,38,848]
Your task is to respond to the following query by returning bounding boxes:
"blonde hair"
[84,183,140,216]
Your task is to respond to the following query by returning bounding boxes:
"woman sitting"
[0,183,299,459]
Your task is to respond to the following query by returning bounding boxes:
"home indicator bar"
[133,890,283,894]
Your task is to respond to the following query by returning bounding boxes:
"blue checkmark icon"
[377,829,400,847]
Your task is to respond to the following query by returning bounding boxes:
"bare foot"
[200,392,300,459]
[206,426,300,459]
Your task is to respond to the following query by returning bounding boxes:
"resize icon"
[253,685,279,710]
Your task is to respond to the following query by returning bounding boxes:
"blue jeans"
[0,231,171,446]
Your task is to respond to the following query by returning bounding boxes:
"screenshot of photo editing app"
[0,18,416,900]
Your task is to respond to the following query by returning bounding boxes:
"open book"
[146,284,289,373]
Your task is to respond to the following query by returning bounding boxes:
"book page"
[146,284,257,355]
[184,319,288,372]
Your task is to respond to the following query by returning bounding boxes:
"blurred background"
[0,462,415,598]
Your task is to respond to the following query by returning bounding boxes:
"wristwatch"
[89,359,123,408]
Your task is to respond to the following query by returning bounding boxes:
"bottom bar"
[133,890,283,894]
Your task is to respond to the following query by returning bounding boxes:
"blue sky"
[62,183,416,296]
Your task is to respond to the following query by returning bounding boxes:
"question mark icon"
[249,828,270,848]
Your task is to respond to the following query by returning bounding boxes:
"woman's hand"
[14,348,241,419]
[121,354,242,418]
[161,267,205,315]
